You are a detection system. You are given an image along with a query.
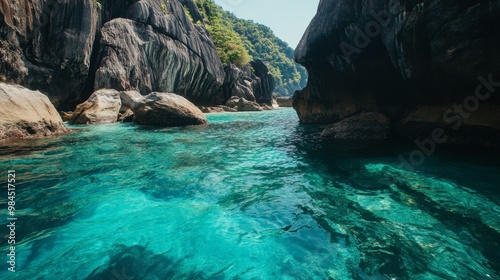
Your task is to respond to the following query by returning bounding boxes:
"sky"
[213,0,320,49]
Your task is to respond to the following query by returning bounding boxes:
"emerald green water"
[1,108,499,279]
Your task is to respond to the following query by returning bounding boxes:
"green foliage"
[193,0,307,95]
[183,6,194,22]
[161,4,167,15]
[194,0,250,67]
[93,0,102,10]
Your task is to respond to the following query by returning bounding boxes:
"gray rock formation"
[95,0,225,105]
[70,89,122,124]
[223,64,256,102]
[0,0,101,109]
[0,0,225,110]
[250,60,275,106]
[133,92,207,126]
[222,60,276,107]
[294,0,500,144]
[0,83,69,140]
[225,96,266,112]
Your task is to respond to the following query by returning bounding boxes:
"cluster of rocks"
[294,0,500,145]
[67,89,207,126]
[0,0,281,140]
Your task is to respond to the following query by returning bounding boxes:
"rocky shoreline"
[0,0,282,140]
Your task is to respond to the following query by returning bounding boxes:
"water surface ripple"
[1,109,499,279]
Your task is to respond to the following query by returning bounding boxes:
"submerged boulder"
[133,92,207,126]
[70,89,122,124]
[0,83,69,140]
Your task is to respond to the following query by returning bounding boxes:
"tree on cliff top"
[194,0,251,67]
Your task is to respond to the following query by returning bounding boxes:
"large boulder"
[294,0,500,144]
[70,89,122,124]
[0,83,69,140]
[133,92,207,126]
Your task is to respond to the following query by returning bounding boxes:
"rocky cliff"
[294,0,500,145]
[0,0,225,109]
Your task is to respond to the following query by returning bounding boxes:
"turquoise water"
[1,108,499,279]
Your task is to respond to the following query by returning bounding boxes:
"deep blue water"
[1,108,499,279]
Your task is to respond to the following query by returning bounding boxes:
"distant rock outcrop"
[0,83,69,140]
[222,60,276,107]
[250,60,275,106]
[223,64,256,102]
[224,96,273,112]
[276,97,293,107]
[294,0,500,144]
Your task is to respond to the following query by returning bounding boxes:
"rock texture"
[0,0,101,109]
[250,60,275,106]
[276,97,293,107]
[321,112,391,140]
[94,0,225,105]
[0,83,69,140]
[133,92,207,126]
[70,89,122,124]
[198,106,237,113]
[223,61,276,107]
[224,96,269,112]
[294,0,500,144]
[0,0,225,109]
[223,64,256,102]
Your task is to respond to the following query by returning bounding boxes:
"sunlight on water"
[0,109,499,279]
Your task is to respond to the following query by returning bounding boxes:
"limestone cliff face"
[95,0,225,106]
[294,0,500,144]
[222,60,276,106]
[0,0,100,109]
[0,0,224,108]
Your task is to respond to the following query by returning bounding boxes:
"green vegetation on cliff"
[194,0,307,95]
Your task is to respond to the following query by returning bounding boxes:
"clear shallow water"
[0,108,499,280]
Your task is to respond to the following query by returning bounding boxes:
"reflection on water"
[0,109,499,279]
